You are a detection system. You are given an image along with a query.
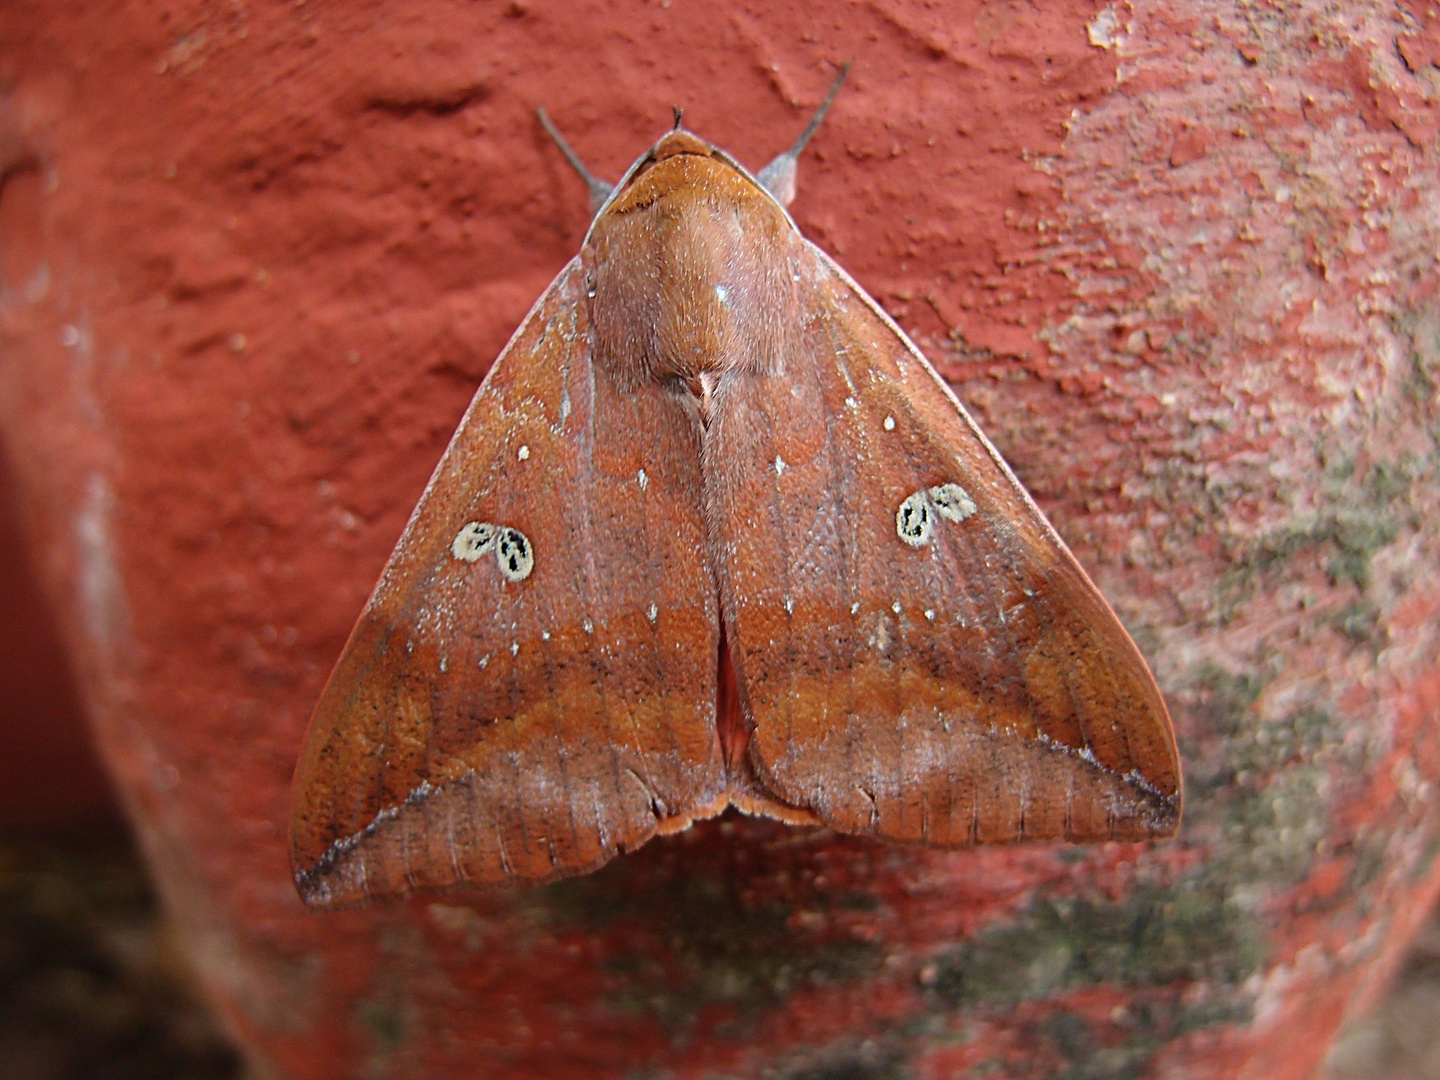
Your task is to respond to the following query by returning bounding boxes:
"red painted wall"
[3,2,1440,1078]
[0,437,111,827]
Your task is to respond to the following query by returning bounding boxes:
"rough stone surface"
[2,2,1440,1078]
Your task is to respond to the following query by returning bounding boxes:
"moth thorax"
[588,155,798,387]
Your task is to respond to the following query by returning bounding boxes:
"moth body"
[289,77,1182,907]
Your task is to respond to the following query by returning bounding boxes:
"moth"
[290,72,1181,907]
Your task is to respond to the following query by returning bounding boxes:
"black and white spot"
[895,492,932,547]
[928,482,977,522]
[894,482,977,547]
[452,521,498,562]
[496,528,535,582]
[452,520,535,583]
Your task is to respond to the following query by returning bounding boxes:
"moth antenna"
[536,107,615,214]
[756,62,850,208]
[672,105,684,130]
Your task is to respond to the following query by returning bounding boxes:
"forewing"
[291,260,725,905]
[707,241,1180,847]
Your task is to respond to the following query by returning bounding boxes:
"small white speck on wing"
[518,445,530,461]
[883,415,896,431]
[647,603,658,623]
[542,630,551,641]
[479,654,489,668]
[925,609,935,621]
[583,618,594,634]
[774,455,786,476]
[845,397,858,410]
[638,468,649,490]
[891,601,901,614]
[783,596,794,614]
[510,641,520,655]
[439,656,448,672]
[850,602,860,615]
[715,284,730,305]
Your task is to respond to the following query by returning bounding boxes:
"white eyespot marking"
[511,641,519,655]
[784,595,795,614]
[638,468,649,490]
[774,454,786,476]
[929,482,977,522]
[452,521,497,562]
[647,603,658,623]
[851,601,860,615]
[583,618,594,634]
[518,444,530,461]
[895,491,933,547]
[896,483,978,547]
[883,415,896,431]
[715,284,730,305]
[892,601,902,615]
[495,527,534,582]
[925,609,936,621]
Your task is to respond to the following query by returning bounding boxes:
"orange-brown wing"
[707,240,1180,846]
[291,260,725,906]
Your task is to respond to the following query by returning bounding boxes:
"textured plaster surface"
[2,2,1440,1078]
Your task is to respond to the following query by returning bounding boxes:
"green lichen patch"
[925,882,1263,1010]
[913,657,1352,1066]
[1396,306,1440,409]
[1182,663,1370,894]
[772,1038,912,1080]
[531,859,885,1032]
[1035,1010,1152,1080]
[353,991,407,1058]
[1325,514,1402,591]
[1027,996,1253,1080]
[1213,451,1425,624]
[347,924,451,1073]
[1185,665,1340,792]
[1328,599,1383,643]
